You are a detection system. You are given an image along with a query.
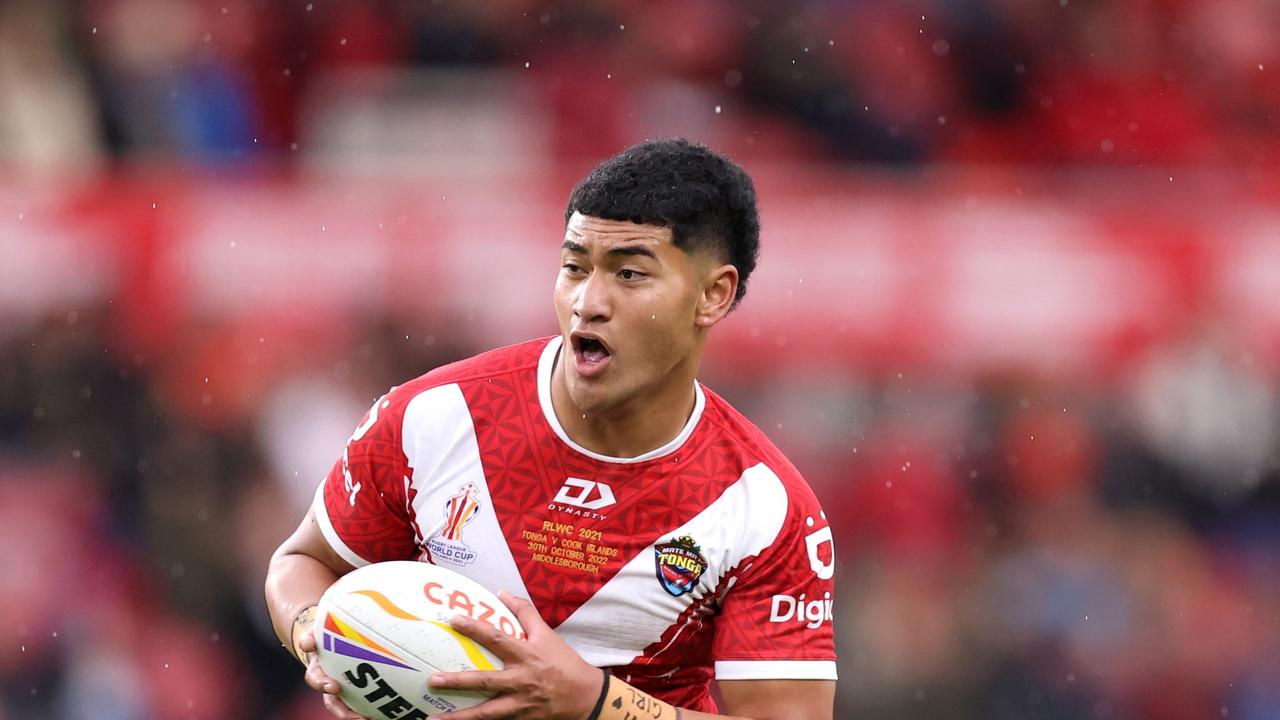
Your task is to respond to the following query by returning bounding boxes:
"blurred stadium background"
[2,0,1279,718]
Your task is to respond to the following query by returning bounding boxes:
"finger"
[428,669,512,695]
[496,591,549,639]
[298,628,319,653]
[323,692,366,720]
[432,694,524,720]
[305,659,343,695]
[448,613,525,663]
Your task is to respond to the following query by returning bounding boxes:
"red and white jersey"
[314,337,837,712]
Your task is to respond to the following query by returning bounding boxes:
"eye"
[562,262,583,274]
[618,268,645,281]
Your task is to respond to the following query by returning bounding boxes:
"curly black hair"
[565,139,761,308]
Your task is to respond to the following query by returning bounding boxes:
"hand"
[298,628,368,720]
[429,591,604,720]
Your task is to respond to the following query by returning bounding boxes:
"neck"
[551,351,701,459]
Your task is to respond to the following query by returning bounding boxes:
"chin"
[566,378,623,417]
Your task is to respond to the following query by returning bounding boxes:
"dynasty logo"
[654,535,708,597]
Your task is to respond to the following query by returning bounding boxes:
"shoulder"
[354,337,553,441]
[697,384,813,501]
[414,337,551,388]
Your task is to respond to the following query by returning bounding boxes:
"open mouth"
[571,333,612,376]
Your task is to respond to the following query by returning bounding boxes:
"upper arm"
[711,473,837,685]
[274,505,358,576]
[310,391,421,566]
[717,679,835,720]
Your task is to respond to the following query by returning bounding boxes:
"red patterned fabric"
[317,337,836,711]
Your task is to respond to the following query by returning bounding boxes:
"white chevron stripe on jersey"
[554,463,789,667]
[401,383,530,602]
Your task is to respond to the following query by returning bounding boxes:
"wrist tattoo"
[290,605,319,664]
[594,673,681,720]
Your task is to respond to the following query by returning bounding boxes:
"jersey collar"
[537,336,705,464]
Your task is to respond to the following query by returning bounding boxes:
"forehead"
[564,212,673,249]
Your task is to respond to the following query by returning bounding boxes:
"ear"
[695,264,739,329]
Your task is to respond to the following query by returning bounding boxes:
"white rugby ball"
[314,561,525,719]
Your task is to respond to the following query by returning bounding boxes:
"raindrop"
[339,38,348,46]
[714,105,722,114]
[71,450,81,459]
[937,115,947,125]
[931,40,949,56]
[229,240,237,248]
[525,61,531,69]
[1100,139,1115,153]
[92,27,97,34]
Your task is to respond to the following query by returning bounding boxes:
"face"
[554,212,735,417]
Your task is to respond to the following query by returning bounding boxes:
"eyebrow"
[561,239,659,261]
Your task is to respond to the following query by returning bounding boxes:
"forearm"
[588,672,747,720]
[264,545,342,650]
[587,672,830,720]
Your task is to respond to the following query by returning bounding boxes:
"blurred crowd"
[2,0,1280,175]
[3,1,1280,719]
[1,300,1277,719]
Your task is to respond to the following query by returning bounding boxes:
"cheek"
[552,281,573,320]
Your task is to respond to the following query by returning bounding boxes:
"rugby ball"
[314,561,525,719]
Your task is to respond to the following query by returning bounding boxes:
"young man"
[265,140,837,720]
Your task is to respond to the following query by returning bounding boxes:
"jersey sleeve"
[711,481,837,681]
[312,390,420,567]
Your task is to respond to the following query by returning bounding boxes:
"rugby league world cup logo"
[427,483,481,566]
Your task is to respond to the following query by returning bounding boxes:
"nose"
[572,269,612,323]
